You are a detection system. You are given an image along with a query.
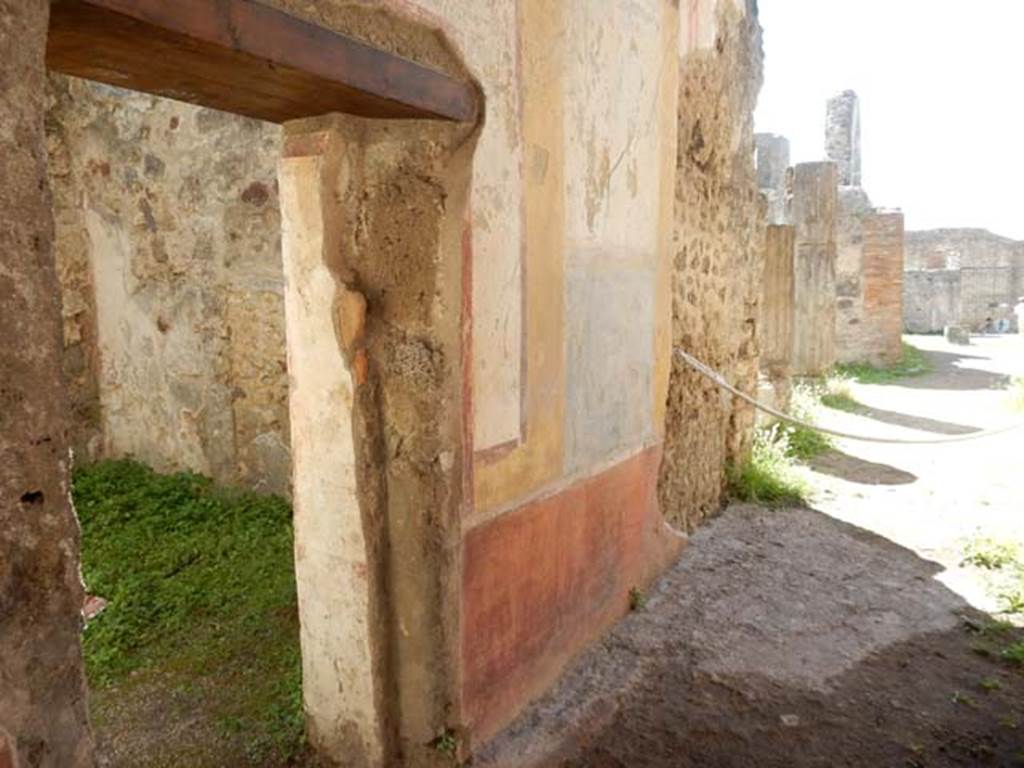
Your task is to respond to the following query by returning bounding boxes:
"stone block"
[944,324,971,345]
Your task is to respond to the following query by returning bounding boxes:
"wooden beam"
[46,0,478,124]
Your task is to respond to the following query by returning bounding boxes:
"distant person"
[982,316,994,333]
[1016,297,1024,335]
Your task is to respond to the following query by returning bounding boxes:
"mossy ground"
[75,460,305,766]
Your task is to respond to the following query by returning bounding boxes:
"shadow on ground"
[808,449,918,485]
[478,505,1024,768]
[885,350,1011,392]
[852,403,981,435]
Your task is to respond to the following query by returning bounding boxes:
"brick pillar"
[790,162,838,376]
[862,212,905,365]
[0,1,96,766]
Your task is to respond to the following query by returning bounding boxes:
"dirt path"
[807,334,1024,616]
[479,335,1024,767]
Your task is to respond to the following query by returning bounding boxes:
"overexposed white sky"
[755,0,1024,238]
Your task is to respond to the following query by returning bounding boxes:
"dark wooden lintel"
[46,0,478,124]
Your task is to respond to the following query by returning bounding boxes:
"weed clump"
[819,373,865,413]
[962,537,1021,571]
[728,425,809,506]
[836,342,930,384]
[782,383,834,460]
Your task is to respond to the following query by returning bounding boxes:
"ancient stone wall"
[659,0,765,532]
[904,229,1024,331]
[0,2,95,766]
[791,162,838,376]
[903,270,961,333]
[46,77,290,496]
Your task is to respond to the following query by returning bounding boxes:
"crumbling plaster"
[47,76,290,496]
[2,1,776,766]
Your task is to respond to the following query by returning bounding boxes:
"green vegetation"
[780,382,834,460]
[979,676,1003,692]
[1003,642,1024,666]
[431,730,459,757]
[959,535,1024,671]
[727,425,810,506]
[629,587,647,612]
[960,533,1024,621]
[75,459,304,763]
[836,342,930,384]
[950,690,977,708]
[819,391,864,412]
[1002,589,1024,616]
[819,373,866,413]
[962,537,1022,570]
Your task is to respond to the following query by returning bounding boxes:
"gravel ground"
[478,334,1024,768]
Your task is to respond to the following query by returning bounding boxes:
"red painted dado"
[461,446,684,744]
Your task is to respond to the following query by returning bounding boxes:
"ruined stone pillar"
[755,133,790,191]
[834,187,873,365]
[862,211,905,365]
[755,133,791,225]
[761,225,796,393]
[790,162,838,376]
[825,90,861,187]
[279,115,475,767]
[0,1,96,766]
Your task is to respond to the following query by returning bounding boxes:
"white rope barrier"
[674,347,1024,445]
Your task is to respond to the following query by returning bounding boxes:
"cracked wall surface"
[659,0,765,532]
[47,77,290,496]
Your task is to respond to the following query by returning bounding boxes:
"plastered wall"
[22,1,769,763]
[47,76,290,496]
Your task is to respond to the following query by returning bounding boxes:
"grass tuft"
[779,382,834,460]
[836,342,930,384]
[1002,642,1024,666]
[962,537,1021,570]
[728,424,810,506]
[629,587,647,612]
[819,375,866,413]
[74,459,304,763]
